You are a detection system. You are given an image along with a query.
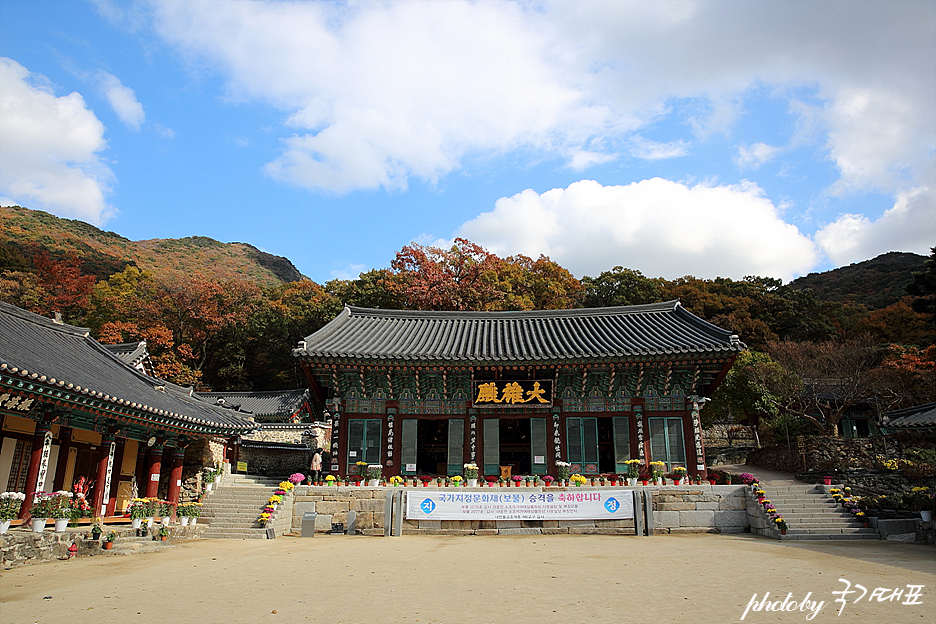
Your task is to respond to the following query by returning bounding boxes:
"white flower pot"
[31,518,47,532]
[132,518,142,529]
[467,479,478,488]
[146,517,154,527]
[205,483,212,493]
[628,478,637,486]
[162,516,171,525]
[368,479,379,487]
[921,511,933,522]
[180,516,190,527]
[214,476,221,485]
[190,517,197,526]
[54,518,69,532]
[0,519,11,534]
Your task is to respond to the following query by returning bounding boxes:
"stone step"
[779,532,879,541]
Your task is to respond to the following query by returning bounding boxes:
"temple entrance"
[481,417,548,477]
[400,418,465,476]
[499,418,531,475]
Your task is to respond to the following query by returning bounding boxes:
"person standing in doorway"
[310,448,322,483]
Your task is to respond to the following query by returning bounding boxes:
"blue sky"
[1,0,933,284]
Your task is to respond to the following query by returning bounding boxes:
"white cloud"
[457,178,819,282]
[630,137,689,160]
[735,142,782,170]
[94,71,145,130]
[0,57,115,225]
[814,185,936,265]
[133,0,933,203]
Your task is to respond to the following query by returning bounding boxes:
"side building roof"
[882,402,936,430]
[196,389,311,421]
[292,301,744,365]
[0,302,256,437]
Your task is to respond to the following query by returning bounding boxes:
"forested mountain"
[790,251,926,310]
[0,205,302,286]
[1,205,932,418]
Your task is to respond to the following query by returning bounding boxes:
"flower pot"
[609,481,617,487]
[147,517,154,527]
[180,516,190,527]
[160,535,168,542]
[862,522,870,528]
[780,529,787,535]
[629,478,637,486]
[0,519,11,534]
[54,518,69,532]
[543,481,551,487]
[467,479,478,488]
[368,479,379,487]
[132,518,142,529]
[205,483,212,493]
[921,511,933,522]
[641,480,648,486]
[31,518,47,532]
[822,476,832,486]
[162,516,171,525]
[190,517,197,526]
[103,541,114,550]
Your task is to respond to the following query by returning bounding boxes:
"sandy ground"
[1,534,933,624]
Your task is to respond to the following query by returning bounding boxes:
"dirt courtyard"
[1,534,933,624]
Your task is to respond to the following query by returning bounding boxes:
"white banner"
[405,489,634,521]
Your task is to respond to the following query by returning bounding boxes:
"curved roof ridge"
[296,300,744,363]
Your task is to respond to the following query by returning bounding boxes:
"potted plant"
[90,518,103,541]
[177,501,202,526]
[389,475,404,487]
[542,475,554,487]
[30,491,72,532]
[0,491,25,534]
[463,463,479,487]
[104,530,117,549]
[289,473,305,486]
[650,462,666,485]
[511,475,524,487]
[624,459,641,485]
[556,461,571,485]
[570,474,587,487]
[774,516,788,535]
[366,464,383,486]
[450,475,463,487]
[672,466,687,485]
[157,525,170,542]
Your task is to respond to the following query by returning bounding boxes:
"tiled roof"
[103,341,150,370]
[196,389,310,419]
[883,402,936,429]
[0,302,256,435]
[293,301,743,364]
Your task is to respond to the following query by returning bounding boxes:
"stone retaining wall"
[289,485,751,536]
[0,524,203,567]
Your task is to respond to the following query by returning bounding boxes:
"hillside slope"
[789,252,926,310]
[0,205,302,285]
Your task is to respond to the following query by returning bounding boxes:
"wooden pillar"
[145,445,163,498]
[166,449,185,519]
[105,439,126,516]
[52,427,73,492]
[19,423,52,519]
[92,437,114,516]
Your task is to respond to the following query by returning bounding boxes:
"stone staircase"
[199,474,293,539]
[762,484,878,541]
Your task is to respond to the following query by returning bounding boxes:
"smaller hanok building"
[0,302,256,519]
[293,302,744,480]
